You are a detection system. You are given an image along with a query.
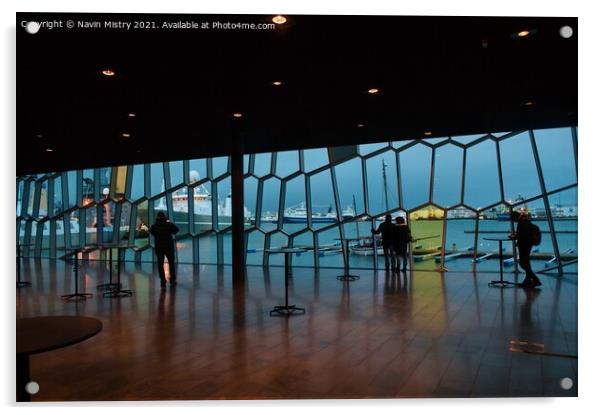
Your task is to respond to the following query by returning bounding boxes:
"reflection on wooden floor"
[16,259,577,401]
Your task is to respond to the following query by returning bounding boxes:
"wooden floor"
[16,259,578,401]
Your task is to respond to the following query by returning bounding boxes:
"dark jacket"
[149,218,179,251]
[515,217,533,248]
[393,224,412,253]
[374,221,396,246]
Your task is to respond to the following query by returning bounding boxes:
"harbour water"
[166,218,578,273]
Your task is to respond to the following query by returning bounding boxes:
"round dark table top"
[265,248,307,254]
[17,316,102,356]
[483,237,513,242]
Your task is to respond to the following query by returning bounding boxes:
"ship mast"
[382,159,389,211]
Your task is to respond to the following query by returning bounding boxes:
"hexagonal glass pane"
[452,133,486,145]
[275,150,299,178]
[259,177,281,231]
[291,230,314,267]
[217,176,232,230]
[499,132,541,202]
[283,174,308,231]
[84,204,98,245]
[192,181,212,233]
[212,156,229,178]
[169,160,184,187]
[244,176,259,229]
[423,136,448,145]
[409,205,444,270]
[132,200,150,247]
[547,187,578,265]
[534,127,577,191]
[67,211,81,248]
[169,187,189,235]
[23,180,35,216]
[100,200,116,243]
[359,142,388,156]
[66,170,78,209]
[52,175,63,216]
[16,179,24,216]
[342,219,375,269]
[266,231,289,266]
[197,232,217,264]
[174,236,193,263]
[38,179,49,218]
[335,157,365,218]
[116,201,132,243]
[316,229,344,268]
[464,139,501,209]
[309,169,337,230]
[398,144,431,210]
[432,143,463,208]
[243,154,250,175]
[245,230,265,266]
[54,217,67,251]
[473,203,514,273]
[188,159,207,184]
[129,164,145,201]
[253,152,272,177]
[444,207,477,271]
[150,162,164,196]
[366,151,399,215]
[303,148,329,172]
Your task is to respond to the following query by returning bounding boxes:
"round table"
[484,237,518,287]
[265,248,307,316]
[57,247,94,301]
[95,243,135,298]
[16,316,103,402]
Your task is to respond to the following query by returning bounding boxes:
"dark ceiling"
[17,13,577,175]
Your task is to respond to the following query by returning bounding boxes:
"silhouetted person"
[372,214,396,271]
[393,216,412,273]
[150,212,179,288]
[510,211,542,288]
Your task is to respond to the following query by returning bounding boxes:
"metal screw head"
[25,381,40,395]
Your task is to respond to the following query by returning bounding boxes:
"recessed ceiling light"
[127,113,136,117]
[522,101,535,107]
[517,30,530,37]
[121,133,131,138]
[272,15,287,25]
[357,123,365,128]
[36,134,43,138]
[101,69,116,76]
[424,131,432,136]
[272,81,283,86]
[233,112,243,118]
[45,148,53,152]
[367,88,379,94]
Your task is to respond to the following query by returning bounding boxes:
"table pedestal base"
[270,305,306,316]
[97,282,121,291]
[488,280,518,288]
[103,289,134,298]
[337,274,360,281]
[61,292,93,301]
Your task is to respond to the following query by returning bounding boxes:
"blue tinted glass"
[534,127,576,191]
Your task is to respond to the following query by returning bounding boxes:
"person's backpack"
[530,223,542,246]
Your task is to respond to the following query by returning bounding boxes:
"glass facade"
[16,127,578,273]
